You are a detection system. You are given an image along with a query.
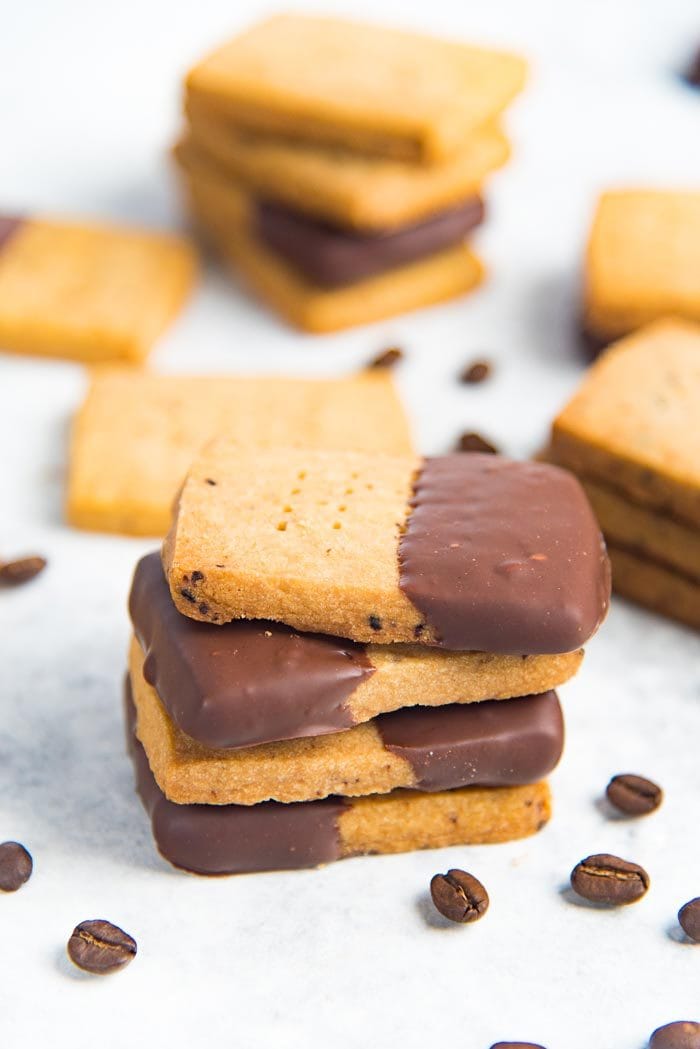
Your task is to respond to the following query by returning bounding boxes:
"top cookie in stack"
[175,14,527,332]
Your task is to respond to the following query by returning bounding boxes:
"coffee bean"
[430,869,489,923]
[0,556,46,585]
[649,1021,700,1049]
[490,1043,547,1049]
[684,48,700,88]
[460,359,492,384]
[570,853,650,905]
[0,841,33,892]
[367,346,404,369]
[67,919,137,975]
[455,431,499,455]
[679,898,700,942]
[606,773,663,815]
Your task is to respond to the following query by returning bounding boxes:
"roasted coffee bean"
[649,1021,700,1049]
[67,919,137,975]
[490,1043,547,1049]
[367,346,404,369]
[430,868,489,923]
[455,431,499,455]
[606,773,663,815]
[570,853,649,905]
[684,48,700,87]
[0,841,33,892]
[0,556,46,585]
[460,359,492,384]
[679,898,700,943]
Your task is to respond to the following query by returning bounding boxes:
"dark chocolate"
[129,553,373,749]
[0,216,24,252]
[254,197,484,288]
[377,691,563,790]
[125,681,346,875]
[398,454,610,653]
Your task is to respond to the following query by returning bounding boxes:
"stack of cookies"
[126,444,610,875]
[174,14,526,333]
[550,318,700,632]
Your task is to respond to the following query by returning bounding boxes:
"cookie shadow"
[523,270,584,367]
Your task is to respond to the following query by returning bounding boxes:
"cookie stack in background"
[172,14,527,333]
[549,318,700,632]
[125,444,610,876]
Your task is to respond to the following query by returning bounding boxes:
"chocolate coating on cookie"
[377,691,564,790]
[255,196,484,287]
[125,681,346,875]
[398,455,610,653]
[130,553,373,749]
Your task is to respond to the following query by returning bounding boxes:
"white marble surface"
[1,2,700,1045]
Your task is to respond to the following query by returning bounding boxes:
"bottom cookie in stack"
[550,318,700,631]
[173,141,485,333]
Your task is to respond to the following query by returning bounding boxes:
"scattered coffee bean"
[0,841,33,892]
[455,431,499,455]
[460,359,492,384]
[606,773,663,816]
[570,853,650,905]
[679,898,700,943]
[649,1021,700,1049]
[684,48,700,87]
[67,919,137,975]
[367,346,404,369]
[430,869,489,924]
[490,1043,547,1049]
[0,556,46,585]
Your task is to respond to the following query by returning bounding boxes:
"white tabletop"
[1,2,699,1045]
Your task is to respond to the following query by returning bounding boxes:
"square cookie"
[180,105,509,229]
[67,367,412,536]
[186,14,526,163]
[163,444,610,653]
[583,189,700,340]
[551,319,700,528]
[0,216,197,363]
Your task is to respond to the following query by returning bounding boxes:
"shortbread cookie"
[580,479,700,584]
[67,367,412,536]
[179,109,509,229]
[551,320,700,528]
[0,215,196,363]
[126,693,551,875]
[163,445,610,652]
[131,553,581,748]
[186,14,526,163]
[129,644,564,805]
[608,546,700,632]
[583,189,700,341]
[191,187,484,333]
